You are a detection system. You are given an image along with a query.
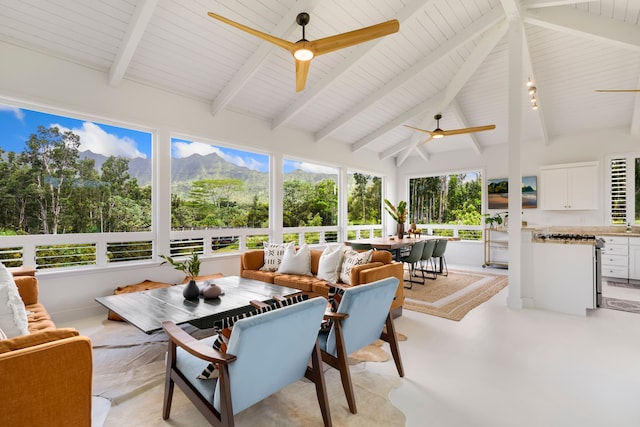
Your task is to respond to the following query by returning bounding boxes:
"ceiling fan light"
[432,131,445,139]
[294,48,314,61]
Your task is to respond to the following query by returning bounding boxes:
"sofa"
[0,268,93,427]
[240,247,405,316]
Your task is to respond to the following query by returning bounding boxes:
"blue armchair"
[319,277,404,414]
[161,296,332,427]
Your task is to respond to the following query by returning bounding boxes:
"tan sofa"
[240,248,405,316]
[0,268,93,427]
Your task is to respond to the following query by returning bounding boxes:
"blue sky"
[0,103,340,174]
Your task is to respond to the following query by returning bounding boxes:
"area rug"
[90,320,405,426]
[600,296,640,315]
[403,269,508,321]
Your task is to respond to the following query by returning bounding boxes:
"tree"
[353,173,368,223]
[22,126,81,234]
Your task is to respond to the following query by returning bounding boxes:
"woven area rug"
[403,269,508,321]
[90,320,405,427]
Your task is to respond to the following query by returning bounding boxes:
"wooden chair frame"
[320,309,404,414]
[162,319,332,427]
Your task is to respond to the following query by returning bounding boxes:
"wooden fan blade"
[440,125,495,136]
[403,124,435,135]
[595,89,640,92]
[295,59,311,92]
[207,12,296,52]
[311,20,399,56]
[420,136,434,145]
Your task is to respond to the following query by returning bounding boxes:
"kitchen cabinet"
[483,227,508,268]
[600,235,629,279]
[540,162,598,210]
[531,241,595,315]
[629,237,640,281]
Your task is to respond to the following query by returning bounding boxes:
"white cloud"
[0,105,25,121]
[172,140,266,172]
[289,160,338,175]
[54,122,147,159]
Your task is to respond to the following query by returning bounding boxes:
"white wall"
[0,41,399,322]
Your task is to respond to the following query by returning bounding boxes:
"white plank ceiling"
[0,0,638,164]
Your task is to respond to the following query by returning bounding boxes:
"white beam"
[524,7,640,52]
[271,0,430,130]
[631,75,640,138]
[210,0,321,116]
[525,0,593,9]
[108,0,158,86]
[451,100,483,155]
[520,23,550,145]
[314,7,504,143]
[374,20,508,158]
[380,137,419,160]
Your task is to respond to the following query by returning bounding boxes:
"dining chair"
[350,243,373,251]
[161,296,332,427]
[419,239,437,281]
[432,238,449,276]
[399,240,426,289]
[319,277,404,414]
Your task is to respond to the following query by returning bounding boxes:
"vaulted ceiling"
[0,0,639,165]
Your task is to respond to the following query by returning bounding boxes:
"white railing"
[0,223,483,270]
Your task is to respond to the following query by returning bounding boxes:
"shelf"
[483,228,508,268]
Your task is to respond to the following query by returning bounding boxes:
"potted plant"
[161,251,201,299]
[384,199,407,239]
[483,212,508,228]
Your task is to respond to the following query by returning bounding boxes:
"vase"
[183,279,200,300]
[397,223,405,239]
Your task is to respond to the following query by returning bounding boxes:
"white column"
[506,18,523,309]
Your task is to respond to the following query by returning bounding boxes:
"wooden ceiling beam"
[109,0,158,86]
[270,0,430,130]
[314,6,504,143]
[524,7,640,52]
[209,0,321,116]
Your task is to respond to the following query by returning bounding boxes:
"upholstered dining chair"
[420,239,437,281]
[432,238,449,276]
[161,297,332,427]
[319,277,404,414]
[399,240,425,288]
[350,243,374,251]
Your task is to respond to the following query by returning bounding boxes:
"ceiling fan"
[207,11,399,92]
[404,114,496,144]
[594,90,640,92]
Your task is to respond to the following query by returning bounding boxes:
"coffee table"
[95,276,301,334]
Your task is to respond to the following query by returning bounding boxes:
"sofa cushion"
[259,242,293,272]
[273,275,315,292]
[241,269,279,283]
[25,303,55,333]
[316,244,343,284]
[0,263,29,338]
[277,244,312,275]
[0,328,79,354]
[339,249,373,285]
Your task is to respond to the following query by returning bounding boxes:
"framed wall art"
[487,176,537,209]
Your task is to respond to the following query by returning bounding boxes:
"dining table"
[345,235,459,261]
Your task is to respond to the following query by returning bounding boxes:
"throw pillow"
[339,249,373,285]
[259,242,293,272]
[198,294,309,379]
[277,244,312,275]
[320,286,347,332]
[316,244,343,284]
[0,263,29,338]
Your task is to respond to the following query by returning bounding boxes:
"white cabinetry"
[600,236,628,279]
[540,162,598,210]
[629,237,640,281]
